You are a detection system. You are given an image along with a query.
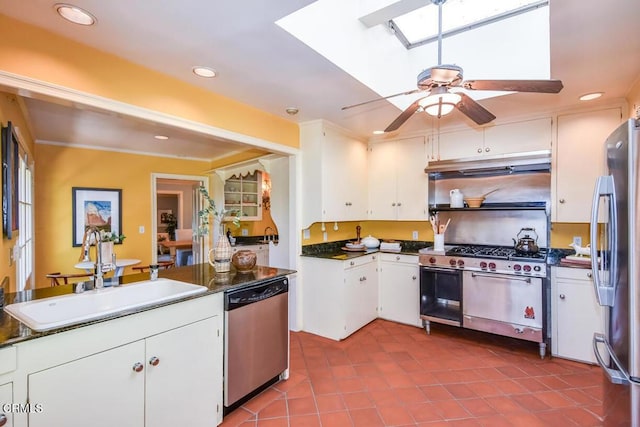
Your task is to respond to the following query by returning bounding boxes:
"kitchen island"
[0,263,295,427]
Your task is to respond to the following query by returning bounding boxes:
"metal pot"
[513,227,539,254]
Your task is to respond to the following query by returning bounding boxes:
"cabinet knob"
[149,356,160,366]
[559,198,565,204]
[477,148,482,153]
[350,261,355,266]
[132,362,144,373]
[397,202,402,207]
[392,203,396,206]
[485,147,490,152]
[396,256,401,261]
[412,275,417,280]
[0,414,6,426]
[587,272,592,278]
[559,294,566,300]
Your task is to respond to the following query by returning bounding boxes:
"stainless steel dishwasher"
[224,277,289,409]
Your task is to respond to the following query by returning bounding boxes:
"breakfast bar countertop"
[0,263,295,348]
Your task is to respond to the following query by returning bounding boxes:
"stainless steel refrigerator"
[591,118,640,426]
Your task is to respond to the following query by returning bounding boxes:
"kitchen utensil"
[443,218,451,233]
[356,225,361,243]
[481,188,500,198]
[464,197,485,208]
[513,227,539,254]
[438,224,446,234]
[361,235,380,249]
[449,189,464,208]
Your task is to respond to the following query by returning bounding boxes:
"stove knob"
[449,259,457,266]
[429,257,436,264]
[488,262,496,270]
[513,264,522,272]
[480,261,488,269]
[533,265,541,272]
[523,265,532,272]
[457,259,465,267]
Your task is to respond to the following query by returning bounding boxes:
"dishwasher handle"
[225,278,288,310]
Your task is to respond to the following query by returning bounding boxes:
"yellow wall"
[0,93,36,291]
[34,144,210,287]
[0,15,298,150]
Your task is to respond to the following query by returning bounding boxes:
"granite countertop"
[301,239,430,260]
[0,263,295,348]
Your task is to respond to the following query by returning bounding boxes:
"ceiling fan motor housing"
[417,64,463,89]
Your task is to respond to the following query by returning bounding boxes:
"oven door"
[463,271,543,342]
[420,266,462,327]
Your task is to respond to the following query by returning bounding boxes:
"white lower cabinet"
[551,266,607,364]
[302,254,378,340]
[378,253,421,327]
[13,293,223,427]
[0,382,13,427]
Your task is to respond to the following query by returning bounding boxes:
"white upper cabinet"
[553,107,623,223]
[432,118,551,161]
[368,136,428,220]
[301,120,368,226]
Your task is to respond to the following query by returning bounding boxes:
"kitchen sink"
[4,279,207,332]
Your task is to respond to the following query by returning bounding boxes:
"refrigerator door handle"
[594,333,630,385]
[590,175,616,306]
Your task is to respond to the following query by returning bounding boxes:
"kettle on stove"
[513,228,539,254]
[450,189,464,208]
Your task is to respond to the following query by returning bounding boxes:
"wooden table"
[158,240,193,258]
[75,259,141,277]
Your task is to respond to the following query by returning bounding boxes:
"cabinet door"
[554,108,622,222]
[396,137,428,220]
[368,141,397,220]
[484,118,551,155]
[434,128,484,160]
[555,279,606,364]
[0,382,12,427]
[29,341,145,427]
[379,261,421,327]
[146,317,220,427]
[344,262,378,338]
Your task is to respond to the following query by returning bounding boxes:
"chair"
[131,260,175,273]
[175,249,193,267]
[175,229,193,241]
[46,272,94,287]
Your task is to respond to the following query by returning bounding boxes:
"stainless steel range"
[419,244,548,358]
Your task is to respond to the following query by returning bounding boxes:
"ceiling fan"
[342,0,563,132]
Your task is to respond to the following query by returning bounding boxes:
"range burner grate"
[446,245,547,262]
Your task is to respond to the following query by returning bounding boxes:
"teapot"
[450,189,464,208]
[361,235,380,249]
[513,227,539,254]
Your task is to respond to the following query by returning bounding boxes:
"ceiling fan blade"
[341,88,422,111]
[462,79,564,93]
[455,93,496,125]
[384,100,421,132]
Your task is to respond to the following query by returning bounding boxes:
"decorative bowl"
[361,235,380,249]
[464,197,485,208]
[232,250,257,272]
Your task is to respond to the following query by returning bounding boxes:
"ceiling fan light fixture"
[55,3,96,26]
[192,66,217,78]
[418,87,461,117]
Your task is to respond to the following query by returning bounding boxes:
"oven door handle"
[470,272,531,284]
[421,266,460,274]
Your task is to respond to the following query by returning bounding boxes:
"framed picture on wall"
[159,209,174,224]
[72,187,122,247]
[1,121,19,239]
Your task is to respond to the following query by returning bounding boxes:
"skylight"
[391,0,548,49]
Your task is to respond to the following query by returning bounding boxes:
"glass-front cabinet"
[224,171,262,220]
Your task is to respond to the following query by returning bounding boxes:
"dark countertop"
[547,248,591,269]
[0,263,295,348]
[300,239,429,260]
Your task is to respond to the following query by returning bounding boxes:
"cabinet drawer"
[553,266,594,282]
[0,346,16,375]
[379,253,418,264]
[344,254,377,269]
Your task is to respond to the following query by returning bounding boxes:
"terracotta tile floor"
[221,320,604,426]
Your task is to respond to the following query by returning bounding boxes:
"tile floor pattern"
[221,320,604,426]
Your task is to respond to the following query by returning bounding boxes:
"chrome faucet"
[81,227,105,289]
[263,226,275,242]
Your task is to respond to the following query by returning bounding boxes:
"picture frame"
[159,209,174,224]
[1,121,19,239]
[72,187,122,247]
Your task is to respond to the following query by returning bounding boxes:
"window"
[17,150,34,291]
[391,0,547,49]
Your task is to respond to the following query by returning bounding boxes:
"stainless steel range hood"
[425,150,551,178]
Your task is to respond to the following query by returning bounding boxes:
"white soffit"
[276,0,550,111]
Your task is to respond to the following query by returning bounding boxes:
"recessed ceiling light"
[154,135,169,140]
[372,130,385,135]
[579,92,604,101]
[55,3,96,26]
[285,107,299,115]
[192,67,217,78]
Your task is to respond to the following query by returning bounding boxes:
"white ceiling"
[2,0,639,160]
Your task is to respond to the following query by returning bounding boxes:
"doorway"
[151,174,208,266]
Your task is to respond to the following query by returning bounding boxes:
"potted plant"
[198,185,240,272]
[163,213,178,241]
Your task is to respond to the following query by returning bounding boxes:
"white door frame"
[151,173,208,264]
